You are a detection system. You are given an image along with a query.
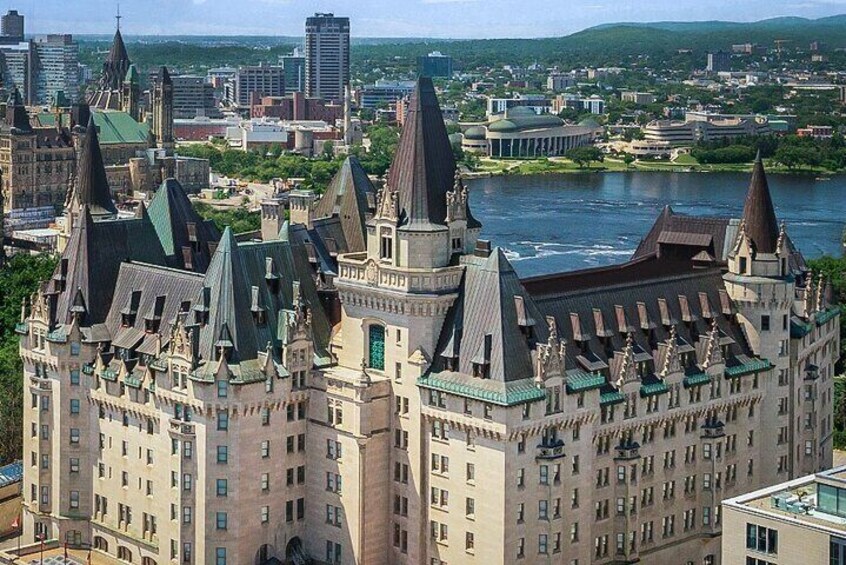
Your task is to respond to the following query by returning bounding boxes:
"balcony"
[536,439,565,460]
[169,419,195,436]
[614,440,640,461]
[701,419,725,439]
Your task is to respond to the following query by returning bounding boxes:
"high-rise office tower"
[304,13,349,101]
[281,47,306,94]
[1,9,24,43]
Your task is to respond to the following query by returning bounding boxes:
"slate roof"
[387,76,480,231]
[100,29,131,92]
[48,207,167,326]
[194,228,332,373]
[633,205,730,262]
[104,262,205,353]
[312,156,377,253]
[429,247,548,383]
[147,178,220,272]
[67,116,118,217]
[4,88,31,132]
[526,264,753,380]
[742,153,781,254]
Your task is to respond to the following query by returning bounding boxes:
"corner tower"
[312,77,481,565]
[724,153,795,476]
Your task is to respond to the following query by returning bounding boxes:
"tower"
[304,13,350,101]
[151,66,174,155]
[121,64,140,121]
[310,77,481,564]
[724,153,797,477]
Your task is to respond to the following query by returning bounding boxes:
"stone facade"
[17,78,839,565]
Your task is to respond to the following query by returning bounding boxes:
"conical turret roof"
[387,76,480,231]
[741,152,780,254]
[68,115,118,217]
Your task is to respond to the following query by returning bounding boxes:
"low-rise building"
[644,115,770,145]
[359,79,415,109]
[723,466,846,564]
[462,107,601,158]
[797,125,834,139]
[551,93,605,115]
[487,94,550,117]
[251,92,342,122]
[621,91,657,105]
[547,73,576,91]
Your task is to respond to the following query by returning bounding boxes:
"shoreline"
[462,158,845,179]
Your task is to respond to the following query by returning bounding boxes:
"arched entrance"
[285,537,307,564]
[255,543,277,564]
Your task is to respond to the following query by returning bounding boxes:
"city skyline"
[14,0,846,39]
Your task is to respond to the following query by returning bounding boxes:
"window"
[215,547,226,565]
[368,325,385,371]
[69,428,80,444]
[69,458,79,473]
[539,534,548,554]
[217,411,229,431]
[217,380,228,398]
[380,227,393,260]
[216,512,228,530]
[182,506,192,524]
[216,479,227,497]
[217,446,228,464]
[69,490,79,509]
[746,523,778,554]
[761,315,770,332]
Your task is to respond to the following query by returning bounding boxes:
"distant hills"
[76,14,846,72]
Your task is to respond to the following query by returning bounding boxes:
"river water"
[467,171,846,278]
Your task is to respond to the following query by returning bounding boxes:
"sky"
[17,0,846,38]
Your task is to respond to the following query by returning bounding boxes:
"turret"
[151,66,174,155]
[121,64,140,121]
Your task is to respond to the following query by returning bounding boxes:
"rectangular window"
[217,446,228,464]
[216,512,228,530]
[216,479,228,497]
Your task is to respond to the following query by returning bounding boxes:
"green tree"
[566,146,604,168]
[0,253,57,464]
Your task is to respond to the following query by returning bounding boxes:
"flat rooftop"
[723,465,846,534]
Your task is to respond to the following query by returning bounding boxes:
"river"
[467,171,846,278]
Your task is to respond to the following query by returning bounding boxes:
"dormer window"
[380,227,393,261]
[739,257,747,274]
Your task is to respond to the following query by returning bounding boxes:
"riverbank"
[465,156,843,178]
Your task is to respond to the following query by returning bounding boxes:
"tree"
[623,154,636,168]
[566,146,604,168]
[0,253,57,464]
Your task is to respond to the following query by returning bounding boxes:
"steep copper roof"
[633,205,730,262]
[4,88,31,132]
[147,178,220,272]
[430,247,547,383]
[741,153,780,254]
[68,116,118,216]
[387,76,480,230]
[312,156,376,253]
[100,29,131,91]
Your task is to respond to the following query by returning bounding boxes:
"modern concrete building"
[722,466,846,564]
[462,107,601,158]
[305,13,350,102]
[621,91,657,105]
[171,75,221,119]
[486,94,550,117]
[707,51,732,73]
[417,51,453,78]
[225,64,285,109]
[644,115,770,145]
[547,73,577,91]
[281,49,306,95]
[359,80,415,109]
[16,78,839,565]
[32,35,80,104]
[551,94,606,115]
[1,9,23,43]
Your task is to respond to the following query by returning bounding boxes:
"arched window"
[368,325,385,371]
[93,536,109,551]
[117,546,133,562]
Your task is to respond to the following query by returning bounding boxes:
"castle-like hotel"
[18,78,840,565]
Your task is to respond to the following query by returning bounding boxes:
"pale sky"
[16,0,846,38]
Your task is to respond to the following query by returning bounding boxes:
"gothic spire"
[386,76,480,230]
[68,115,118,217]
[740,151,780,254]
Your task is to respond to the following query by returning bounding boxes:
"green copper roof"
[600,390,625,406]
[640,381,669,397]
[683,372,710,388]
[566,371,605,393]
[417,374,546,406]
[725,359,773,378]
[791,319,812,339]
[14,322,28,335]
[31,109,149,145]
[93,110,149,145]
[816,307,840,326]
